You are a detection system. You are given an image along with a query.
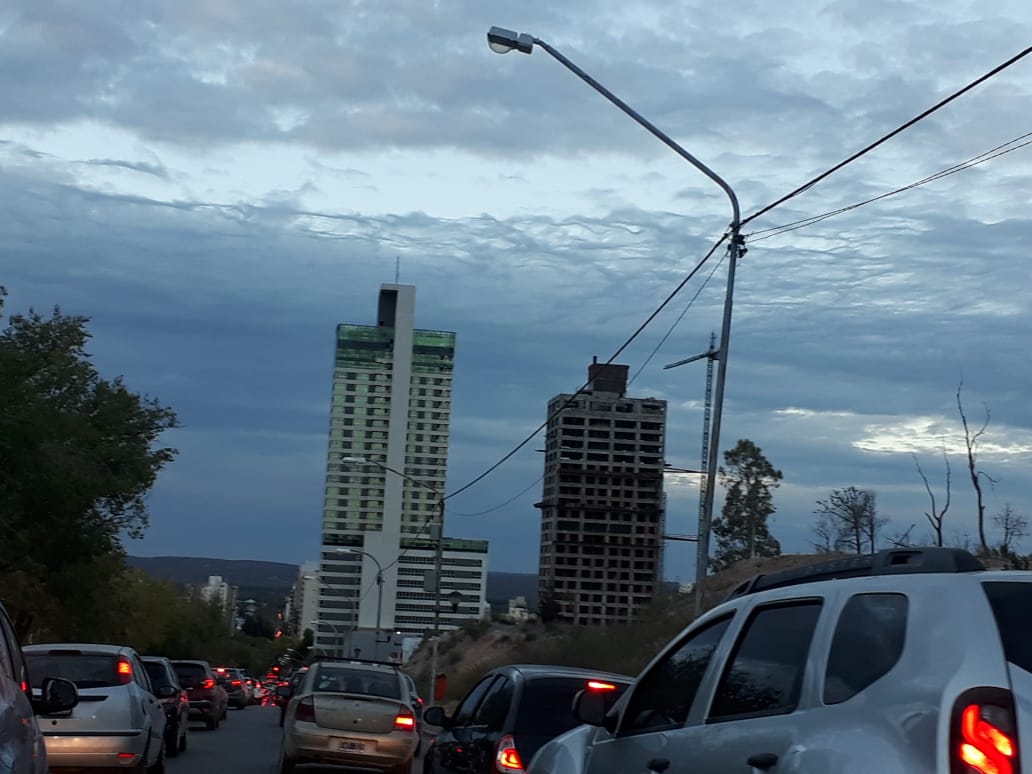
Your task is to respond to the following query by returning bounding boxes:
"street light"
[340,547,385,655]
[341,455,447,701]
[309,619,345,658]
[486,26,742,616]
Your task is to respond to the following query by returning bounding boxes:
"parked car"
[278,658,420,774]
[0,600,78,774]
[24,643,167,771]
[277,668,308,726]
[170,659,228,730]
[528,546,1032,774]
[213,666,249,709]
[143,656,189,757]
[422,664,632,774]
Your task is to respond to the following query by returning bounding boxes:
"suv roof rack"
[724,547,985,602]
[308,656,402,670]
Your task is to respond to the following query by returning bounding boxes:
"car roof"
[496,664,634,683]
[23,643,136,656]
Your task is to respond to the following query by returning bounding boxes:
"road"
[166,700,428,774]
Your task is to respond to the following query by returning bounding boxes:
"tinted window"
[515,677,627,737]
[709,601,822,722]
[172,663,208,686]
[26,653,121,689]
[453,676,498,726]
[474,675,514,731]
[982,582,1032,673]
[824,593,907,704]
[144,661,174,689]
[623,616,732,734]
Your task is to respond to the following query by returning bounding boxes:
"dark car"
[170,659,228,730]
[278,667,308,726]
[143,656,190,756]
[422,664,633,774]
[213,666,249,709]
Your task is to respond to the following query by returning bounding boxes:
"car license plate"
[337,739,367,752]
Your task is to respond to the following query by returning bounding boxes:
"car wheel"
[178,726,188,753]
[205,715,218,730]
[279,752,297,774]
[422,749,435,774]
[165,728,179,758]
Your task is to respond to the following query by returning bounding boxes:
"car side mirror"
[157,685,178,699]
[573,689,611,728]
[276,684,294,698]
[422,705,451,729]
[34,677,78,716]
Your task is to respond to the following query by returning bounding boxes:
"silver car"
[529,547,1030,774]
[24,644,167,772]
[279,659,420,774]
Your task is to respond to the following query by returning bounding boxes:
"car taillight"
[394,709,416,731]
[952,688,1019,774]
[586,680,618,692]
[117,659,133,685]
[294,698,316,723]
[201,678,215,689]
[495,734,525,772]
[231,680,242,686]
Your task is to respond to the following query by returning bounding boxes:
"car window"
[452,675,499,726]
[26,653,122,689]
[173,662,208,686]
[622,615,733,735]
[514,677,626,737]
[144,661,174,689]
[312,665,400,698]
[708,601,822,722]
[982,582,1032,674]
[824,593,907,704]
[473,675,513,731]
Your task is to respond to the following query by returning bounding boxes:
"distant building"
[507,596,531,623]
[536,359,667,625]
[287,561,320,636]
[315,284,489,654]
[199,575,239,635]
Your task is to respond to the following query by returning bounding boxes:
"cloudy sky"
[4,0,1031,581]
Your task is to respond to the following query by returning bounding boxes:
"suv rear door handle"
[647,758,670,773]
[747,752,778,770]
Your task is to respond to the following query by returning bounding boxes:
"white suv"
[24,643,167,771]
[529,547,1027,774]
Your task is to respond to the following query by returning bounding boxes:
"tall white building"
[315,284,488,652]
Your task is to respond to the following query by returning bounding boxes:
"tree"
[994,504,1028,555]
[710,439,782,571]
[537,585,562,624]
[814,487,885,555]
[0,289,178,638]
[957,381,995,554]
[912,447,951,547]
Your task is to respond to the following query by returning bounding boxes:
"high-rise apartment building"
[536,360,667,625]
[316,284,488,652]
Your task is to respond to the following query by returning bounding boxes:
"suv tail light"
[951,687,1019,774]
[231,680,242,686]
[394,709,416,731]
[587,680,618,692]
[117,659,133,685]
[200,678,215,690]
[495,734,525,772]
[294,697,316,723]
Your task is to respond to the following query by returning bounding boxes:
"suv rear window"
[26,653,120,689]
[173,663,208,685]
[982,582,1032,673]
[514,678,627,737]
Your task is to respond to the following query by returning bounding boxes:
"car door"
[582,615,735,774]
[463,674,515,773]
[680,599,825,774]
[431,675,501,774]
[132,653,164,760]
[0,607,42,774]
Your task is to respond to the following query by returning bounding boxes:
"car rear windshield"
[314,666,400,698]
[514,678,628,737]
[26,652,121,689]
[982,582,1032,673]
[173,663,208,684]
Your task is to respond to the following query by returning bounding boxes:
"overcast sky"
[4,0,1031,581]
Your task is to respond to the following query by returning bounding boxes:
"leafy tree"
[710,439,783,571]
[537,585,562,624]
[0,289,178,638]
[814,486,885,555]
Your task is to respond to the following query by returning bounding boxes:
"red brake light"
[587,680,617,692]
[294,698,315,723]
[495,734,524,772]
[231,680,242,686]
[959,704,1016,774]
[201,678,215,689]
[117,659,133,685]
[394,709,416,731]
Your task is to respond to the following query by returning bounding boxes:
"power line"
[444,232,730,502]
[742,44,1032,228]
[746,130,1032,243]
[450,474,544,517]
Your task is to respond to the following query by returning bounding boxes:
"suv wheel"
[206,714,218,730]
[165,726,179,758]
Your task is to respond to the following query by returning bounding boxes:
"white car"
[24,643,167,772]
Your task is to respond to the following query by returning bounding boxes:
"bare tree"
[912,447,951,547]
[885,523,917,548]
[957,380,996,554]
[994,503,1029,555]
[814,487,887,555]
[812,515,835,553]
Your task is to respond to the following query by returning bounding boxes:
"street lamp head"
[487,26,534,55]
[341,456,368,465]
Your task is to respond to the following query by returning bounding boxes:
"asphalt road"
[166,699,428,774]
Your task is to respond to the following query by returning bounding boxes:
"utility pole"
[427,498,445,703]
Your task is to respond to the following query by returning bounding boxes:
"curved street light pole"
[486,27,742,616]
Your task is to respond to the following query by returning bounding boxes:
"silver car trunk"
[312,693,400,733]
[26,652,134,732]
